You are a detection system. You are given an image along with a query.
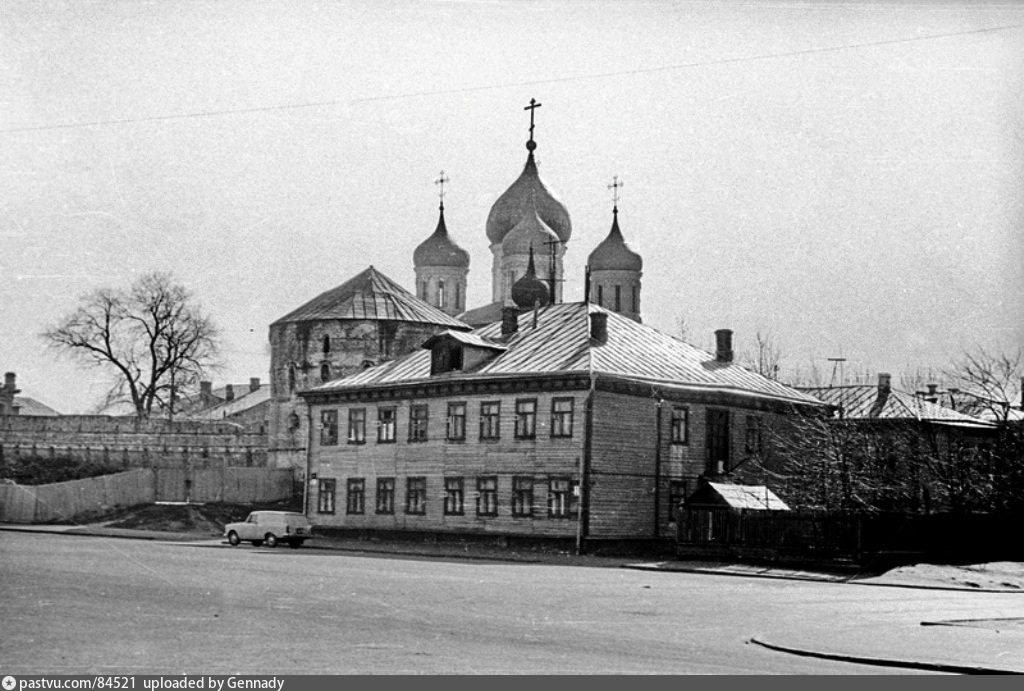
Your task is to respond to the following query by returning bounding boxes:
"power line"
[2,22,1020,135]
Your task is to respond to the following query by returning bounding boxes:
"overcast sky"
[2,0,1022,414]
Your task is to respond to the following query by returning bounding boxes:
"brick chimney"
[249,377,261,392]
[590,311,608,342]
[714,329,733,363]
[1,372,21,416]
[878,372,891,393]
[224,384,234,402]
[501,306,519,336]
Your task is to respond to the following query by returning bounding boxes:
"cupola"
[413,204,470,269]
[511,246,551,309]
[587,207,642,272]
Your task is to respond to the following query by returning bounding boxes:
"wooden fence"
[676,508,1024,567]
[0,467,294,523]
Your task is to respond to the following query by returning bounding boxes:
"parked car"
[224,511,313,548]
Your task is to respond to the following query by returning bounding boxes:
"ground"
[93,502,1024,591]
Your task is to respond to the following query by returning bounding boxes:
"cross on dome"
[524,98,542,151]
[434,171,450,210]
[608,175,624,212]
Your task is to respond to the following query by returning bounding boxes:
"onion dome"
[511,246,551,309]
[502,200,560,256]
[413,205,470,268]
[587,208,643,272]
[486,152,572,245]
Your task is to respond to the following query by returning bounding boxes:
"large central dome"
[485,152,571,245]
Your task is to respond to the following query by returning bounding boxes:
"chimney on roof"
[225,384,234,402]
[3,372,19,393]
[200,381,212,399]
[501,306,519,336]
[878,372,891,394]
[590,311,608,342]
[927,383,937,396]
[249,377,261,392]
[714,329,733,363]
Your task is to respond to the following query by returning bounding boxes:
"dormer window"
[431,342,463,374]
[421,331,508,377]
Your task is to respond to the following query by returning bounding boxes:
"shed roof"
[272,266,469,329]
[688,482,791,511]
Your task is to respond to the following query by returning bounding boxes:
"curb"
[748,636,1015,675]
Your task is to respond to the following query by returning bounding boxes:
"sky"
[2,0,1022,414]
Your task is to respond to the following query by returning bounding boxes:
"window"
[455,282,462,311]
[512,476,533,517]
[706,408,730,474]
[409,404,428,442]
[320,362,331,382]
[444,477,464,515]
[669,480,689,522]
[548,477,577,518]
[479,401,500,440]
[320,409,338,446]
[346,478,365,515]
[447,402,466,441]
[347,408,366,444]
[317,478,336,514]
[420,281,428,301]
[378,322,396,360]
[405,477,427,515]
[597,285,604,307]
[322,335,331,353]
[515,399,537,439]
[614,285,621,311]
[288,365,296,393]
[671,407,689,445]
[551,398,574,437]
[377,407,396,443]
[476,476,497,516]
[376,477,395,514]
[437,280,445,308]
[745,415,763,455]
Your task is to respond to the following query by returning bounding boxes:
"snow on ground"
[873,562,1024,590]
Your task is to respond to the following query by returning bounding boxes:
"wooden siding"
[310,390,584,537]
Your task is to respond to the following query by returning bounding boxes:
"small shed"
[685,482,790,511]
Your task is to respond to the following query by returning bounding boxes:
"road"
[0,532,1012,674]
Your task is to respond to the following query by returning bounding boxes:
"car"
[224,510,313,549]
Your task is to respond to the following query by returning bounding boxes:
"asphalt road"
[0,533,1007,674]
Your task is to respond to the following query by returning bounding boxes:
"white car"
[224,511,313,549]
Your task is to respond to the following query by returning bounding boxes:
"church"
[276,101,824,548]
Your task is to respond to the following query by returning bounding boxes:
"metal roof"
[696,482,791,511]
[311,302,824,406]
[12,397,61,416]
[272,266,469,328]
[187,385,271,421]
[799,385,996,428]
[421,330,508,352]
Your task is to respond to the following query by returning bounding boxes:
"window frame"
[405,476,427,515]
[547,476,577,519]
[476,476,498,517]
[512,476,534,517]
[514,398,537,439]
[745,415,764,455]
[550,397,574,438]
[443,477,464,516]
[377,406,396,443]
[346,477,365,515]
[479,401,501,441]
[409,404,429,442]
[446,401,467,442]
[320,409,338,446]
[347,407,366,444]
[317,478,336,514]
[671,406,689,445]
[376,477,395,515]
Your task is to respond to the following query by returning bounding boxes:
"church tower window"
[632,286,638,314]
[437,280,445,308]
[455,282,461,311]
[597,285,604,307]
[320,362,331,382]
[322,335,331,354]
[614,285,621,311]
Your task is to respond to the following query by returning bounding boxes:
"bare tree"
[741,330,783,380]
[42,272,221,419]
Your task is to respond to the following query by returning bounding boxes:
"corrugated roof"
[799,385,995,428]
[705,483,791,511]
[272,266,469,328]
[311,302,823,406]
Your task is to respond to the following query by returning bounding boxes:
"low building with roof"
[0,372,61,417]
[299,302,824,548]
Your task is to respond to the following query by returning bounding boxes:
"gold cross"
[434,171,450,207]
[524,98,542,141]
[608,175,624,207]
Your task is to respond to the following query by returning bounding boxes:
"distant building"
[181,378,270,429]
[0,372,61,417]
[300,303,823,546]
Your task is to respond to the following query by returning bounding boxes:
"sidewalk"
[5,523,1023,674]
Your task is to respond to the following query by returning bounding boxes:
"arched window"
[437,280,446,308]
[320,362,331,382]
[322,335,331,353]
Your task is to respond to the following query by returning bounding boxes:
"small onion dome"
[587,208,643,272]
[486,152,571,245]
[413,206,470,268]
[502,202,560,257]
[511,246,550,309]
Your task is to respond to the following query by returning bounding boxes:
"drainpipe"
[303,400,314,516]
[654,398,663,538]
[577,375,595,555]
